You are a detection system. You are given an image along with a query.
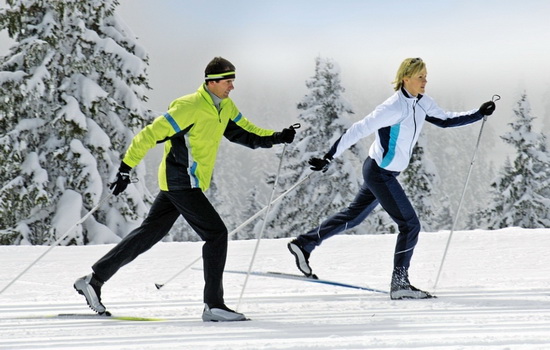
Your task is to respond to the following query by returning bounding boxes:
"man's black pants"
[92,189,228,307]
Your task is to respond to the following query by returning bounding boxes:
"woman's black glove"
[479,101,496,116]
[309,156,332,172]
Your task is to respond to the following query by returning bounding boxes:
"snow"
[0,70,26,84]
[83,216,121,245]
[23,50,53,95]
[58,94,88,130]
[69,73,109,109]
[1,227,549,349]
[11,118,46,133]
[51,190,83,243]
[21,152,48,185]
[0,0,155,245]
[84,117,112,150]
[69,139,103,204]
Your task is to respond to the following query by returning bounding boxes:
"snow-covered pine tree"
[477,93,550,229]
[266,56,372,238]
[0,0,153,245]
[401,135,440,232]
[423,100,496,231]
[238,184,264,240]
[432,192,453,231]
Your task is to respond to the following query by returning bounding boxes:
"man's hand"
[273,123,300,144]
[109,162,132,196]
[277,127,296,143]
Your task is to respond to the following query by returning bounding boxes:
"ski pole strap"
[482,94,500,121]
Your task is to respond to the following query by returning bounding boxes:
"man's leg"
[163,189,246,321]
[92,192,180,281]
[163,189,227,308]
[75,192,179,314]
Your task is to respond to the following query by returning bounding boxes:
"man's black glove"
[479,101,496,116]
[309,156,332,172]
[110,161,132,196]
[274,127,296,144]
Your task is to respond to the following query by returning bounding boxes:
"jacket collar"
[199,83,229,110]
[401,86,423,101]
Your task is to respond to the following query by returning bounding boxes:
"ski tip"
[155,283,163,290]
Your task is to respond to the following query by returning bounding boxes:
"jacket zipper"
[410,100,418,157]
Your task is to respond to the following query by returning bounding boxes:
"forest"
[1,0,549,246]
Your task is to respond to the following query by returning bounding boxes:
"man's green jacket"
[123,84,279,191]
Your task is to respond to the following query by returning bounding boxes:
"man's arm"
[223,117,294,148]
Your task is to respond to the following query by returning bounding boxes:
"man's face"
[209,79,235,99]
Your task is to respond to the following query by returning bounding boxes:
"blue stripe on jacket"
[163,113,181,133]
[379,124,400,168]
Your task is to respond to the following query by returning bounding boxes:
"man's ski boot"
[202,304,248,322]
[74,273,111,316]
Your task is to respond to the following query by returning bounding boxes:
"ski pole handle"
[289,123,301,130]
[481,94,501,121]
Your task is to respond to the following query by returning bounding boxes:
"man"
[74,57,296,321]
[288,57,495,300]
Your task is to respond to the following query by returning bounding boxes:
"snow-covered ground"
[1,227,549,349]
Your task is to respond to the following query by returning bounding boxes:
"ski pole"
[236,123,300,310]
[228,172,310,240]
[155,255,202,290]
[154,171,314,290]
[0,193,113,296]
[432,94,500,292]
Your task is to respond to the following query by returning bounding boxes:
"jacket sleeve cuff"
[119,161,132,173]
[271,131,283,144]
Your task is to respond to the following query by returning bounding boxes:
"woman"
[288,57,495,299]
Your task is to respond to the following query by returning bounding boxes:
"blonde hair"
[392,58,425,91]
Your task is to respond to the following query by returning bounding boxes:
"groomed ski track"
[1,229,549,349]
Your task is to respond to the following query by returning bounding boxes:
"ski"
[224,269,388,294]
[19,313,164,321]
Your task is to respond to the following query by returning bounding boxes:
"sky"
[109,0,550,132]
[1,0,549,137]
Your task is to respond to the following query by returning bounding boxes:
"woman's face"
[403,68,427,97]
